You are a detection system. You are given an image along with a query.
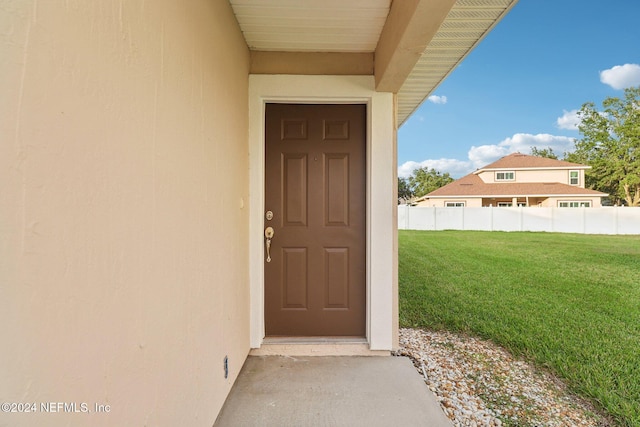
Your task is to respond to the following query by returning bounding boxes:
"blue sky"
[398,0,640,179]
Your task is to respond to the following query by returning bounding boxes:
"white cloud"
[600,64,640,90]
[494,133,574,159]
[398,158,471,179]
[556,109,581,130]
[427,95,448,104]
[468,144,509,169]
[399,133,576,178]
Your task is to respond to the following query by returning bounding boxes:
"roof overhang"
[230,0,518,125]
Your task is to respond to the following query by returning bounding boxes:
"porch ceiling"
[229,0,518,125]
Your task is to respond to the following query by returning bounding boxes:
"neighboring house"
[1,1,518,425]
[416,153,607,207]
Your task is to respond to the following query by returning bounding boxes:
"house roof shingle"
[476,153,589,172]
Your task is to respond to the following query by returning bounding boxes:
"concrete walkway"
[215,355,452,427]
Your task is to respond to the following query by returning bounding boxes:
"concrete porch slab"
[214,355,452,427]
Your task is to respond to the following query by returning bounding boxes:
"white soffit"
[397,0,518,125]
[229,0,392,52]
[230,0,517,125]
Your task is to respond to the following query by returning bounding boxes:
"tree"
[568,86,640,206]
[397,177,413,204]
[407,167,454,198]
[530,146,558,159]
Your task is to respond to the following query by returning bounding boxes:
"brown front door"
[264,104,366,337]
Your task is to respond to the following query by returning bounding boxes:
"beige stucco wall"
[1,1,249,425]
[478,169,585,186]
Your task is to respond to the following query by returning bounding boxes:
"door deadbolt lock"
[265,210,273,221]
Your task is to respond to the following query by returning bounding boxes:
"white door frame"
[248,75,396,351]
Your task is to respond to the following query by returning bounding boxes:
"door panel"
[325,154,350,226]
[283,154,308,226]
[282,248,308,309]
[324,247,349,309]
[264,104,366,337]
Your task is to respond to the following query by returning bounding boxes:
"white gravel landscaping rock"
[398,328,611,427]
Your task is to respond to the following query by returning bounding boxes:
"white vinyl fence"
[398,206,640,235]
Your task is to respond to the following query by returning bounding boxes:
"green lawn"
[399,230,640,427]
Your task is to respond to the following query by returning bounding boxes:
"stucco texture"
[1,1,250,425]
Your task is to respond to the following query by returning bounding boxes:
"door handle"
[264,227,274,262]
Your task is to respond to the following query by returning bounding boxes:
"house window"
[497,202,512,207]
[495,171,515,181]
[558,201,591,208]
[569,170,579,185]
[445,202,465,207]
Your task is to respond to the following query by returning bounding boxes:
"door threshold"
[250,337,390,357]
[263,336,368,344]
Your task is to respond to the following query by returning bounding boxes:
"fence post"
[405,205,410,230]
[433,206,437,231]
[519,206,523,231]
[462,207,465,230]
[490,206,494,231]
